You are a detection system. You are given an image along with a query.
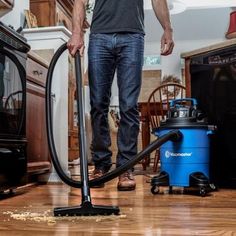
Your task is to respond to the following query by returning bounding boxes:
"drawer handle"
[33,70,43,76]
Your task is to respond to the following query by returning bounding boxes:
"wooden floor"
[0,172,236,236]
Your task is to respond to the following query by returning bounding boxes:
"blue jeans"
[88,33,144,170]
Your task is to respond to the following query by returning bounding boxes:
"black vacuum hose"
[46,42,182,188]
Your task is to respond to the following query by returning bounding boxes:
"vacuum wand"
[75,52,91,203]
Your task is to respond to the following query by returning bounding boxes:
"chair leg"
[141,158,147,171]
[141,156,150,171]
[153,149,160,172]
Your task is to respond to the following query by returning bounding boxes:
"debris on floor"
[2,209,127,225]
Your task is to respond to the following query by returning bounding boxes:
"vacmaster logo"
[165,150,192,158]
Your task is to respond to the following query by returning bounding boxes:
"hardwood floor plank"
[0,175,236,235]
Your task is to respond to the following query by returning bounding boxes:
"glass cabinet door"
[0,54,24,136]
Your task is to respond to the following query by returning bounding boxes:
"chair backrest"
[147,82,186,130]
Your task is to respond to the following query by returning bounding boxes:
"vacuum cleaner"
[151,98,214,196]
[45,43,208,217]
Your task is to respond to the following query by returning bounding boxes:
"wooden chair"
[147,82,186,172]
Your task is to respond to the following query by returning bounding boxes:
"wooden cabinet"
[26,51,51,177]
[28,1,80,162]
[23,27,74,180]
[29,0,74,31]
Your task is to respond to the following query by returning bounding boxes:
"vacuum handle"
[170,98,198,107]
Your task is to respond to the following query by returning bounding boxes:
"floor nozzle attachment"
[54,201,120,216]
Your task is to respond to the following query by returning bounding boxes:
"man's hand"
[160,28,174,56]
[67,33,85,57]
[151,0,174,56]
[67,0,87,57]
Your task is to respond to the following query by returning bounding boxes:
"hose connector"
[169,130,183,142]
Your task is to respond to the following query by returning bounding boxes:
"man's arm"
[67,0,88,56]
[152,0,174,55]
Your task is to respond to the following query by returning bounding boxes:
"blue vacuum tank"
[151,98,214,196]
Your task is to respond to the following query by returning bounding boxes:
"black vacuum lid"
[161,98,208,128]
[160,117,208,128]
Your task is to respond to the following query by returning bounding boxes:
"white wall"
[0,0,29,29]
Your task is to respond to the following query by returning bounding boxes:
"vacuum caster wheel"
[209,183,217,191]
[200,187,206,197]
[151,186,160,195]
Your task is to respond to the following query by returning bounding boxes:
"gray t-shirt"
[90,0,144,34]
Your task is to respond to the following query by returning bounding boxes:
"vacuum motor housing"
[154,98,213,187]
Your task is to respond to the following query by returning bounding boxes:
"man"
[67,0,174,191]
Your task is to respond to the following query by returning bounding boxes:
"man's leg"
[88,33,116,174]
[116,33,144,190]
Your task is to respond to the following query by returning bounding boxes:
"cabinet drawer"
[27,57,48,86]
